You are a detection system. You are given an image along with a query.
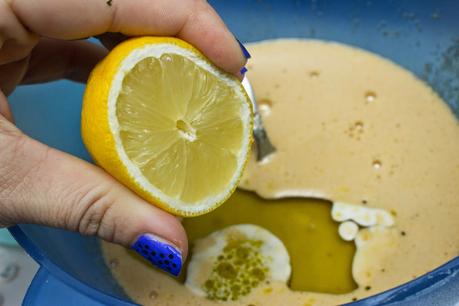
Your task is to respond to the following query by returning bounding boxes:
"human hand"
[0,0,249,276]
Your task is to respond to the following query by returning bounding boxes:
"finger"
[0,90,14,122]
[175,1,249,76]
[22,38,107,84]
[0,0,38,65]
[11,0,247,75]
[0,55,30,95]
[0,116,188,276]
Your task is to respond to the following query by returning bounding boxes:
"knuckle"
[0,1,38,65]
[107,1,121,33]
[74,185,117,240]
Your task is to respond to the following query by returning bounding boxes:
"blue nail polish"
[240,66,248,76]
[132,234,182,277]
[237,39,251,59]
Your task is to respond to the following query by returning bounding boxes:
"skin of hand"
[0,0,248,265]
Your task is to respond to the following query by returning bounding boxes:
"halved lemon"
[81,37,253,216]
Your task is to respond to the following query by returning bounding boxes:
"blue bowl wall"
[8,0,459,305]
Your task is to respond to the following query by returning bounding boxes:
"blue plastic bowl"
[8,1,459,305]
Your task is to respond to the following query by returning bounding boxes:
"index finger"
[10,0,247,75]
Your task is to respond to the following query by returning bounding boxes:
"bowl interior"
[9,0,459,304]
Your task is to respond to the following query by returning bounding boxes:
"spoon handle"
[242,77,277,162]
[253,112,276,162]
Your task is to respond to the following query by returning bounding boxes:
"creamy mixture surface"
[102,39,459,305]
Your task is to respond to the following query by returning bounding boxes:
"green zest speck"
[203,237,269,301]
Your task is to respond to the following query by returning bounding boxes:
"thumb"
[0,103,187,277]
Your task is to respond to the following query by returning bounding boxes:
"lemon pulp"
[116,53,245,203]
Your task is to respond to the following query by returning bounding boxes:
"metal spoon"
[242,77,277,162]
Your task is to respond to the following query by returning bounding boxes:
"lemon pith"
[82,37,253,216]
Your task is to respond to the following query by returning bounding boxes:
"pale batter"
[102,39,459,305]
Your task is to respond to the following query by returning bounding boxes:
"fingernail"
[240,66,248,76]
[237,39,251,59]
[132,234,182,277]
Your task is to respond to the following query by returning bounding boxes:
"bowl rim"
[8,225,459,305]
[9,225,137,306]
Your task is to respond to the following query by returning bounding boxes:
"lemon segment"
[82,37,252,216]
